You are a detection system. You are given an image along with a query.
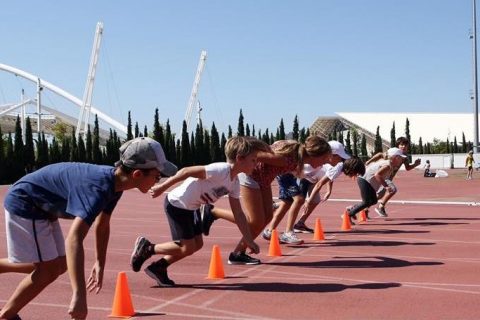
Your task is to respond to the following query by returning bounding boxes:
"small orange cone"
[341,211,352,231]
[207,245,225,279]
[313,218,325,241]
[358,210,367,223]
[268,229,282,256]
[109,271,135,318]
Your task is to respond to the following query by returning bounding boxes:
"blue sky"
[0,1,475,137]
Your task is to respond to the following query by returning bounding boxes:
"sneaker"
[375,206,388,217]
[145,261,175,287]
[262,229,272,241]
[201,204,215,236]
[228,252,261,265]
[131,236,153,272]
[279,231,304,245]
[293,222,314,233]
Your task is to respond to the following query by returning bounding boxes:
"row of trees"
[0,109,474,184]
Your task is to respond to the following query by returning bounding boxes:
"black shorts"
[164,198,202,241]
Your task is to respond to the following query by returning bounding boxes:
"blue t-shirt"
[4,163,123,226]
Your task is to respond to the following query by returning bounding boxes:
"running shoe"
[262,229,272,241]
[375,206,388,217]
[227,252,261,265]
[145,261,175,287]
[131,236,153,272]
[293,222,314,233]
[279,231,304,245]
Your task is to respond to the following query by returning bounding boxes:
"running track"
[0,169,479,319]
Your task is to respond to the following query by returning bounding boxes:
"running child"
[366,137,421,217]
[0,137,177,320]
[263,141,356,243]
[466,150,474,180]
[129,136,269,286]
[347,147,406,223]
[201,136,331,264]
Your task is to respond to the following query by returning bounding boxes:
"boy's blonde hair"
[224,136,271,161]
[274,135,331,171]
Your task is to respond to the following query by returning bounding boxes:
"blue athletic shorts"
[277,174,311,202]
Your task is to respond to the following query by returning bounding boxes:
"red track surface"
[1,169,479,319]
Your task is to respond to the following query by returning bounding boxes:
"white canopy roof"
[336,112,478,144]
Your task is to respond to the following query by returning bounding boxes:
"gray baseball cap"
[115,137,178,177]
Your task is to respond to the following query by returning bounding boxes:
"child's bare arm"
[149,166,206,198]
[374,165,394,192]
[228,196,259,254]
[256,151,290,167]
[365,152,384,166]
[87,212,111,294]
[308,176,331,202]
[405,158,421,170]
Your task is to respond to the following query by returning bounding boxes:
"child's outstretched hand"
[246,240,260,254]
[149,184,166,198]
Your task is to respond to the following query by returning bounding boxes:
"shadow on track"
[171,281,401,293]
[266,256,443,269]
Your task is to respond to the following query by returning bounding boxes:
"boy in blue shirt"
[0,137,177,320]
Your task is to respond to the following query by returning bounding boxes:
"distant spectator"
[466,151,474,180]
[423,160,435,177]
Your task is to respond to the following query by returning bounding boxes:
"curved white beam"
[0,63,127,134]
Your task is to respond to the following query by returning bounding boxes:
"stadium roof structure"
[310,112,479,147]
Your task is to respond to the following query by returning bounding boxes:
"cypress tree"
[228,125,233,139]
[165,120,173,160]
[237,109,245,136]
[49,138,62,164]
[24,117,35,172]
[210,122,222,162]
[374,126,383,153]
[220,133,227,162]
[78,134,86,162]
[70,127,79,162]
[292,115,299,141]
[203,129,211,163]
[4,133,14,183]
[195,122,205,163]
[390,121,396,147]
[0,125,4,182]
[190,132,196,164]
[245,123,250,137]
[278,118,285,140]
[92,115,102,164]
[153,108,164,146]
[252,124,256,137]
[405,118,411,144]
[61,137,71,162]
[462,132,467,152]
[418,137,424,154]
[453,136,459,153]
[127,111,133,141]
[360,133,367,160]
[351,128,359,157]
[13,116,25,179]
[299,128,306,143]
[144,125,148,138]
[134,122,140,138]
[181,120,190,167]
[345,131,352,155]
[86,125,93,163]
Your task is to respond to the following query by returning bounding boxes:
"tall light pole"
[473,0,479,153]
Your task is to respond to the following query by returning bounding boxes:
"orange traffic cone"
[313,218,325,241]
[109,271,135,318]
[207,245,225,279]
[268,229,282,256]
[358,210,367,223]
[341,211,352,231]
